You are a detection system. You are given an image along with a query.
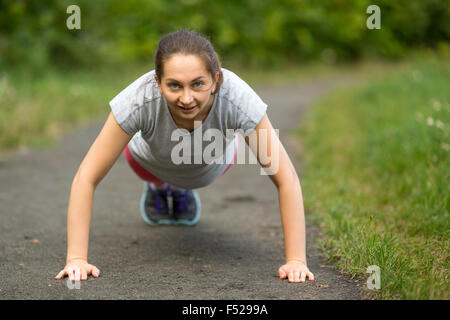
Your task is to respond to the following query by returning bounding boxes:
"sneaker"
[140,182,172,226]
[139,182,201,226]
[171,188,201,226]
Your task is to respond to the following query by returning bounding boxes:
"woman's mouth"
[178,105,197,113]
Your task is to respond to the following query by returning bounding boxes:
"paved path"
[0,75,366,299]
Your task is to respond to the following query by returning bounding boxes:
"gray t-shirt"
[109,68,268,189]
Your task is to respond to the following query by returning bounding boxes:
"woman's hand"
[55,258,100,281]
[278,260,315,282]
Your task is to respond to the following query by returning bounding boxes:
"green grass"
[0,64,151,156]
[0,62,310,156]
[1,52,447,298]
[296,55,449,299]
[0,58,409,158]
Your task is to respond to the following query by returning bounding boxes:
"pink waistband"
[124,134,239,184]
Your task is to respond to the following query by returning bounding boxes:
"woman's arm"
[244,113,314,282]
[59,112,132,276]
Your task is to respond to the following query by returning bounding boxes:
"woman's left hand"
[278,260,315,282]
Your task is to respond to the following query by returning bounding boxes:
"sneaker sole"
[139,182,201,226]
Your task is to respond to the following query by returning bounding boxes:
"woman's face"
[156,54,219,126]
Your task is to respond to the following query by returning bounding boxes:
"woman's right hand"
[55,258,100,281]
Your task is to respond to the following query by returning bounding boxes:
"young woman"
[55,30,315,284]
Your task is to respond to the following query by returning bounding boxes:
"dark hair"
[154,29,224,94]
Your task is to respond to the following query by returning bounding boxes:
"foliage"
[1,0,449,71]
[297,56,449,299]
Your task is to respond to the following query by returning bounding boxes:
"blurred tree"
[0,0,448,71]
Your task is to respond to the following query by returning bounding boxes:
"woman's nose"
[179,89,194,105]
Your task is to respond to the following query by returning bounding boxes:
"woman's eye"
[193,82,203,88]
[169,83,180,89]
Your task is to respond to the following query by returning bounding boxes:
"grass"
[232,58,411,87]
[0,64,151,157]
[296,54,449,299]
[0,57,408,158]
[1,54,447,299]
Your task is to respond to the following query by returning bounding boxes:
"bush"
[1,0,449,70]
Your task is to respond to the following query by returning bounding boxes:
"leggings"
[123,134,239,187]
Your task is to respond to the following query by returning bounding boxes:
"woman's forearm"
[277,180,307,265]
[66,179,95,263]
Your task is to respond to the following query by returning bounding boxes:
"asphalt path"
[0,75,366,299]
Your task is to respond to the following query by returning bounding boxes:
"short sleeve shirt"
[109,68,268,189]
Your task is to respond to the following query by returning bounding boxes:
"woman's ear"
[212,72,220,94]
[154,74,162,93]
